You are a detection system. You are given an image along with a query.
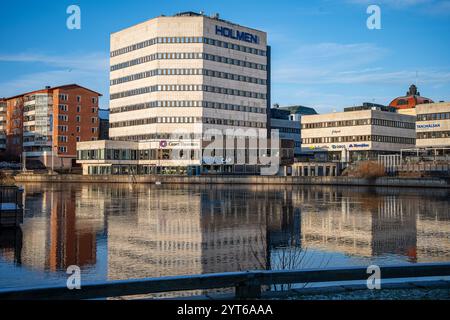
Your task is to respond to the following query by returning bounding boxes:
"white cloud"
[272,42,390,84]
[271,40,450,111]
[0,52,108,72]
[273,41,450,85]
[0,52,109,101]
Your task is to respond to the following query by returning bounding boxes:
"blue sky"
[0,0,449,113]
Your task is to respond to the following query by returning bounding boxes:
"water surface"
[1,183,449,293]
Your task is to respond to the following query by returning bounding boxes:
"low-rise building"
[301,103,416,163]
[77,139,202,175]
[270,107,301,156]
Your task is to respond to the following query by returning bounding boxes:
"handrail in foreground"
[0,263,449,300]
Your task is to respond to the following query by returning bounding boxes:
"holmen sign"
[215,25,259,44]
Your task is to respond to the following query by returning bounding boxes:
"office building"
[99,109,110,140]
[78,12,271,175]
[301,103,416,162]
[415,102,450,149]
[270,107,301,156]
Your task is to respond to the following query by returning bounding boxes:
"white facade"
[301,108,416,162]
[0,100,6,152]
[23,93,53,155]
[109,13,268,144]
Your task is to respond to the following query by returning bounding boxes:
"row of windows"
[302,135,415,145]
[417,131,450,139]
[110,36,266,58]
[110,100,266,115]
[110,52,267,72]
[57,115,97,123]
[59,104,98,113]
[59,94,98,104]
[110,116,265,129]
[417,112,450,121]
[112,133,204,141]
[302,118,415,129]
[58,125,98,133]
[79,149,199,161]
[110,84,267,100]
[271,127,301,134]
[110,68,267,86]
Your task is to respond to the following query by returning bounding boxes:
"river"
[1,183,449,295]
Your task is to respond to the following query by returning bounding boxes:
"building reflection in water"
[9,184,104,272]
[1,183,449,291]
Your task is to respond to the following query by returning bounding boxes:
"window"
[77,96,81,103]
[76,126,81,133]
[76,115,81,122]
[77,106,81,112]
[92,97,97,104]
[76,136,81,142]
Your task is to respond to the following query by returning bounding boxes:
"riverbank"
[12,173,450,188]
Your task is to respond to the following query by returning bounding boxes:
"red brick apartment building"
[3,84,102,169]
[0,98,7,157]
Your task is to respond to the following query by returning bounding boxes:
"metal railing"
[0,263,449,300]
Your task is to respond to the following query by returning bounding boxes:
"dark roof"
[270,108,291,120]
[280,105,318,115]
[6,84,102,100]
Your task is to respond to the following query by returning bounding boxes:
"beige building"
[301,105,416,162]
[78,12,271,175]
[416,102,450,148]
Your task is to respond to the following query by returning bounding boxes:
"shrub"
[349,161,386,179]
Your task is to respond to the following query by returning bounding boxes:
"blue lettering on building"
[215,25,259,44]
[417,123,441,129]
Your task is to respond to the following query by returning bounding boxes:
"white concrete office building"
[301,105,416,162]
[78,12,270,175]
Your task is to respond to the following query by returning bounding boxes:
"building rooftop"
[278,105,318,116]
[344,102,396,113]
[270,108,291,120]
[389,84,434,109]
[6,84,102,100]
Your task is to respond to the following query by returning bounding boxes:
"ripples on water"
[1,183,449,293]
